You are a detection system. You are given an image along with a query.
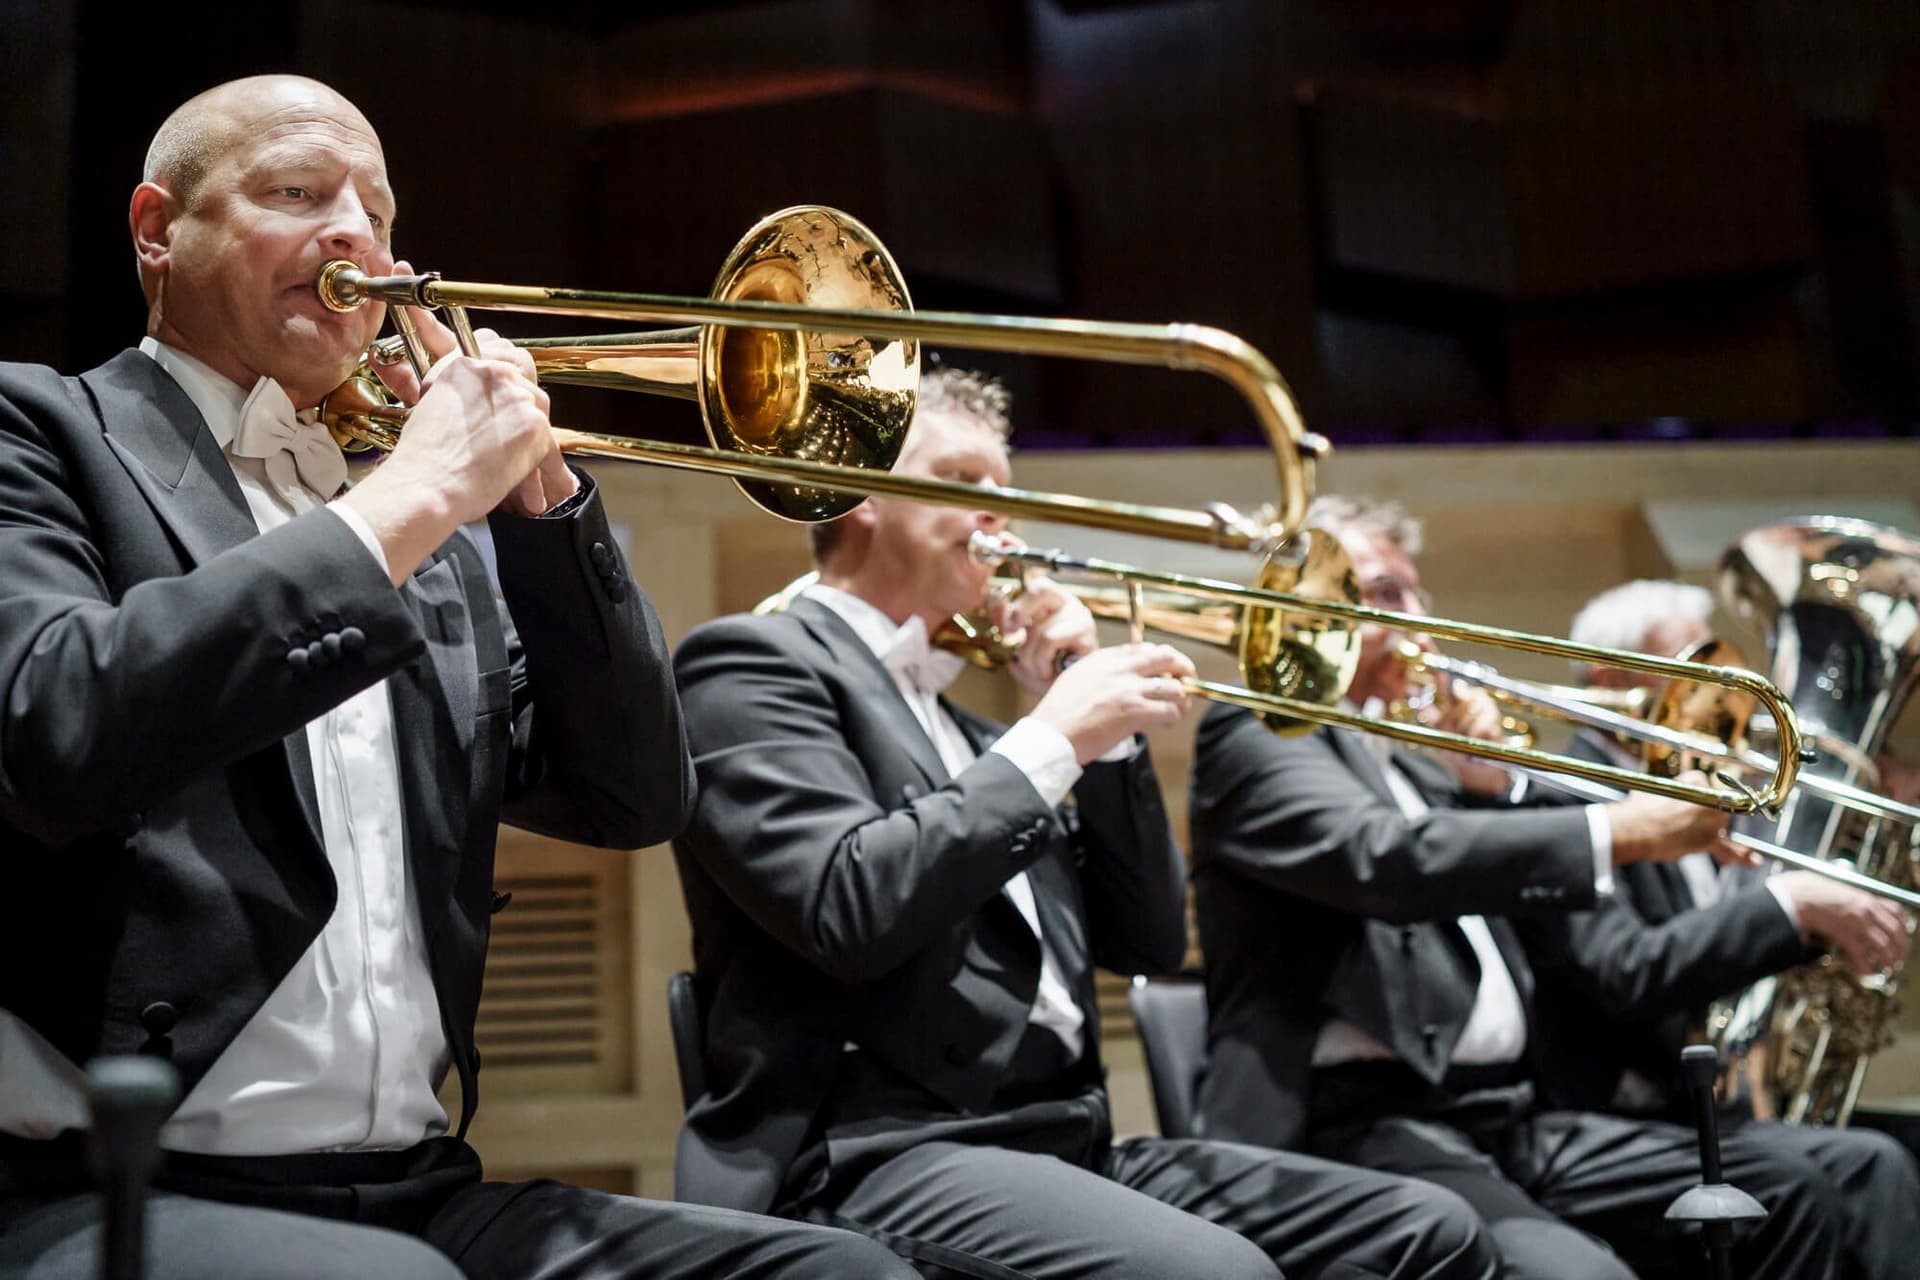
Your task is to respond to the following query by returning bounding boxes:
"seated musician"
[1521,578,1919,1277]
[1188,495,1860,1280]
[670,370,1500,1280]
[0,74,917,1279]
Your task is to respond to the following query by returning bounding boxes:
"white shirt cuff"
[326,502,391,581]
[991,716,1085,809]
[1765,878,1802,933]
[1587,804,1615,898]
[1096,733,1143,764]
[1507,773,1530,804]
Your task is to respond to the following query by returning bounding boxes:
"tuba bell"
[1707,517,1920,1126]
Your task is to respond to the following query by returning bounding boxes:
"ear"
[130,181,176,282]
[844,498,880,537]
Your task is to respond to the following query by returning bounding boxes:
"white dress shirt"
[803,583,1089,1059]
[0,340,450,1153]
[1313,730,1614,1069]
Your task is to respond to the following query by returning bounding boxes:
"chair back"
[667,970,708,1112]
[1126,976,1210,1139]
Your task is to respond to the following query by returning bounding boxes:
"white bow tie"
[230,378,348,507]
[882,616,967,696]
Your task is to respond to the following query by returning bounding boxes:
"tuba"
[1707,517,1920,1125]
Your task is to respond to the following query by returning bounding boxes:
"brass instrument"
[1390,643,1537,754]
[1707,518,1920,1127]
[1412,643,1920,828]
[317,205,1319,550]
[312,201,1807,813]
[1399,644,1920,908]
[968,532,1806,814]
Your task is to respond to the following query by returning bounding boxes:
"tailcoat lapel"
[386,542,491,936]
[789,596,951,789]
[82,350,328,852]
[1328,729,1397,805]
[948,702,1095,1011]
[82,350,258,568]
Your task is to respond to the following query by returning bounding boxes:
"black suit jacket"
[1519,731,1809,1117]
[0,351,694,1147]
[1188,702,1599,1150]
[671,596,1187,1214]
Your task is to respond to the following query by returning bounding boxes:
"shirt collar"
[139,336,254,450]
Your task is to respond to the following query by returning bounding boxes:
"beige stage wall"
[457,437,1920,1195]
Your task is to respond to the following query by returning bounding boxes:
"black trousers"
[0,1137,913,1280]
[793,1135,1497,1280]
[1721,1116,1920,1280]
[1307,1067,1845,1280]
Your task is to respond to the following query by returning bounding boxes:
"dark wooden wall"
[6,0,1917,442]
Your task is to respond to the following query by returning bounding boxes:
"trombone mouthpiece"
[316,261,441,312]
[968,531,1019,566]
[317,260,369,312]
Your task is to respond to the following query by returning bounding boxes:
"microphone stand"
[86,1056,180,1280]
[1663,1044,1765,1280]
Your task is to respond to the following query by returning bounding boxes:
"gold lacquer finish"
[1060,530,1360,737]
[967,531,1806,814]
[313,204,1320,549]
[318,362,406,453]
[1395,642,1920,907]
[698,209,915,521]
[1238,529,1361,735]
[1642,637,1756,777]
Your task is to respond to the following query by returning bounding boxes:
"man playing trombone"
[670,371,1499,1280]
[1188,495,1856,1279]
[1519,578,1920,1278]
[0,74,918,1279]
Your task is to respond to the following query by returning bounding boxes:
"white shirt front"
[804,584,1088,1060]
[0,340,450,1153]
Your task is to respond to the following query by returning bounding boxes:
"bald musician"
[0,74,915,1279]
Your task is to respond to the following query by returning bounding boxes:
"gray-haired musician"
[1189,495,1858,1280]
[0,73,916,1279]
[670,370,1500,1280]
[1525,577,1920,1279]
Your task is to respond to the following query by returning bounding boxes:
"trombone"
[1411,646,1920,828]
[965,531,1806,816]
[1396,646,1920,908]
[315,204,1318,552]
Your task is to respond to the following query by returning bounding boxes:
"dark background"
[4,0,1916,448]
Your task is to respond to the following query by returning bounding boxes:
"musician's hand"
[336,350,558,580]
[1028,642,1195,764]
[1606,774,1756,867]
[993,574,1098,698]
[364,267,575,518]
[1423,682,1512,797]
[1777,872,1913,975]
[1873,753,1920,806]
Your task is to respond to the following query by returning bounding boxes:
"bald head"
[130,74,393,406]
[143,75,372,210]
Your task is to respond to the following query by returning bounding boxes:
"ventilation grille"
[472,843,633,1096]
